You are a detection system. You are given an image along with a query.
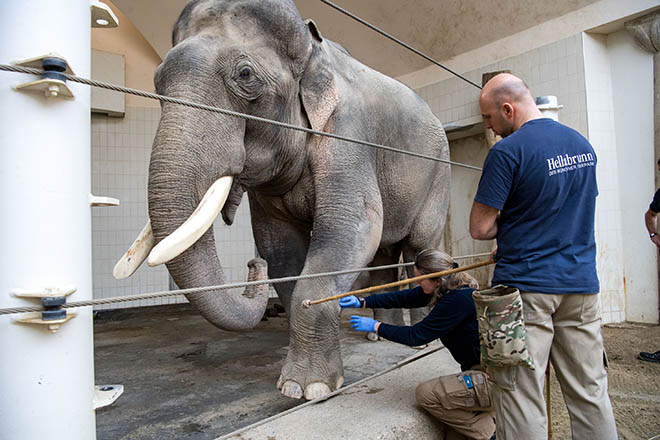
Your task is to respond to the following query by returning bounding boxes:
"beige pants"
[416,370,495,440]
[489,292,618,440]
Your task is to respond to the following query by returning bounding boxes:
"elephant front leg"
[249,197,346,399]
[277,291,344,400]
[278,211,382,400]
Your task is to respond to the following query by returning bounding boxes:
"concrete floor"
[93,302,431,439]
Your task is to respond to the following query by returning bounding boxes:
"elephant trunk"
[166,233,269,330]
[147,112,268,331]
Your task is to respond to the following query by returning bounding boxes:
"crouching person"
[341,249,495,440]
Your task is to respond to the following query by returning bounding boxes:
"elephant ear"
[300,20,339,132]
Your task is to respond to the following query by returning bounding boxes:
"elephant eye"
[231,62,263,101]
[239,66,252,79]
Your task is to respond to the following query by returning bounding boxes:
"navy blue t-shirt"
[475,118,599,294]
[365,286,481,371]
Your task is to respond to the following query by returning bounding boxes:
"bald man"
[469,74,617,440]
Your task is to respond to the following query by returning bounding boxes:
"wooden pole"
[301,259,494,308]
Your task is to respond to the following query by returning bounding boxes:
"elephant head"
[113,0,338,330]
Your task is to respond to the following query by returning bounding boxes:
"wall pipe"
[0,1,96,438]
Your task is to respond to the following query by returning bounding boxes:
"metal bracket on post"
[93,384,124,409]
[13,53,75,98]
[89,193,120,207]
[91,1,119,28]
[12,285,77,333]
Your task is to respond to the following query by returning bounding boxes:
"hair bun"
[452,262,459,269]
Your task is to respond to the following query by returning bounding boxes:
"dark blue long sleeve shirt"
[364,285,481,371]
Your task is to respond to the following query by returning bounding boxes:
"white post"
[0,1,96,439]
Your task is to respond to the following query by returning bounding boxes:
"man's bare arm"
[645,209,660,248]
[470,201,499,240]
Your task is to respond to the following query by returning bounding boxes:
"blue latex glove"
[339,295,361,309]
[350,315,378,332]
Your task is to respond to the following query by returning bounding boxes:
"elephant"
[114,0,450,401]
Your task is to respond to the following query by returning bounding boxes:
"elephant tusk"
[147,176,233,267]
[113,220,155,279]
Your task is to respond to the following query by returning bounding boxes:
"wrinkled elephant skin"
[142,0,450,400]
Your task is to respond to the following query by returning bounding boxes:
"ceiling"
[112,0,601,78]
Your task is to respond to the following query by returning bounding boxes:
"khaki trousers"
[489,292,618,439]
[416,370,495,440]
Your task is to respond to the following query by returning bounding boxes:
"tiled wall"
[415,33,626,323]
[417,34,586,136]
[91,107,168,309]
[582,31,657,324]
[606,30,657,324]
[91,106,257,309]
[582,33,625,323]
[416,34,587,284]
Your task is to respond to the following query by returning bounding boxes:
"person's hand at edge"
[652,234,660,249]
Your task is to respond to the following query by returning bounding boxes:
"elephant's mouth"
[113,175,234,279]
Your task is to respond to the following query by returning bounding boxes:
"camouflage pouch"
[472,285,535,370]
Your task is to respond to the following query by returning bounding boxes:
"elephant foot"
[276,378,332,400]
[278,301,343,400]
[279,379,304,399]
[277,346,343,400]
[277,378,327,400]
[304,382,331,400]
[277,377,343,400]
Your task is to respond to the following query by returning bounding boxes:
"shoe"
[638,350,660,363]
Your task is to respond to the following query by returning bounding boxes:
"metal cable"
[0,252,491,315]
[0,64,482,171]
[319,0,483,90]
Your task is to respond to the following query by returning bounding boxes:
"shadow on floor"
[94,303,419,440]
